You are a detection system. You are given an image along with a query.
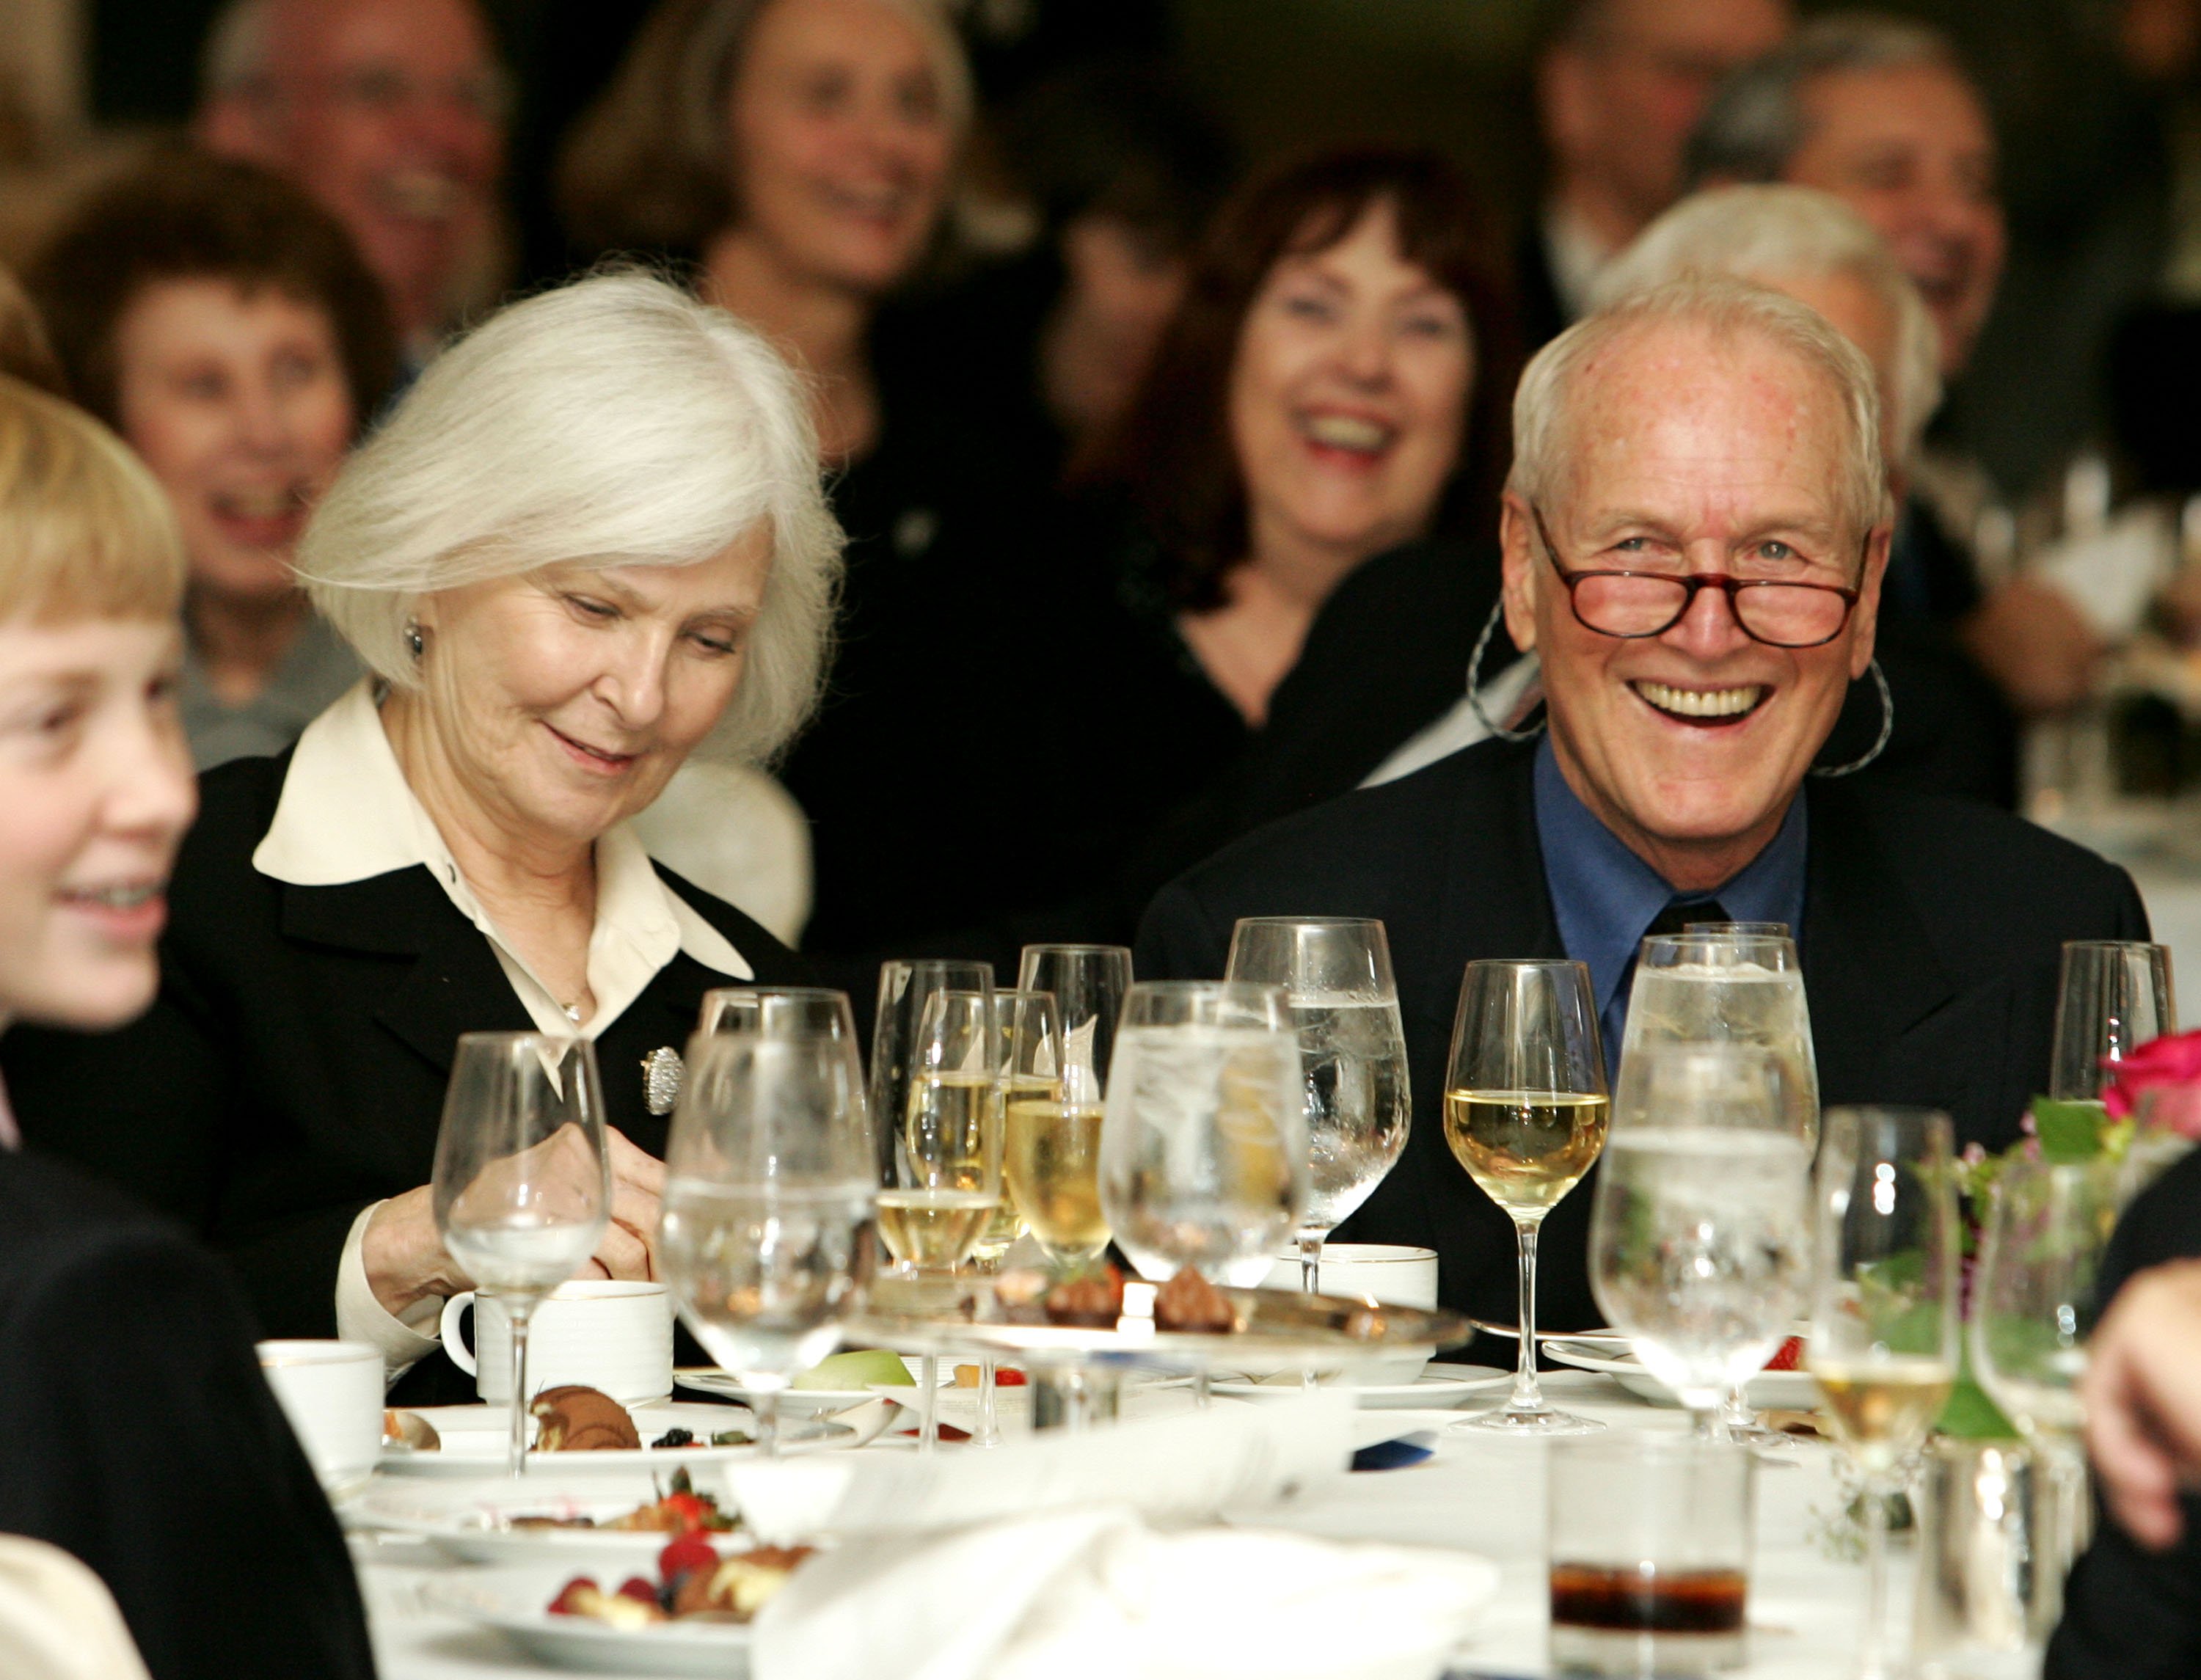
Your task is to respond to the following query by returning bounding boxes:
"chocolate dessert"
[530,1384,641,1451]
[1153,1266,1235,1333]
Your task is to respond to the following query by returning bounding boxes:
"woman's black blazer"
[0,748,810,1356]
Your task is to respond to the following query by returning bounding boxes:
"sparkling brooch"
[641,1046,685,1116]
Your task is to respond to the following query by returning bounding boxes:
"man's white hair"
[1509,275,1889,548]
[299,269,841,765]
[1591,185,1941,463]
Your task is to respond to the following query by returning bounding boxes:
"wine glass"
[1806,1106,1960,1680]
[1000,991,1112,1268]
[2049,940,2175,1101]
[1099,980,1305,1286]
[883,987,1001,1453]
[1445,959,1609,1436]
[872,960,994,1186]
[1633,924,1819,1439]
[431,1032,610,1477]
[658,1029,875,1457]
[1016,944,1131,1108]
[1224,918,1412,1295]
[699,985,862,1042]
[1590,1041,1811,1436]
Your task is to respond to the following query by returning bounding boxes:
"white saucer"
[1207,1364,1514,1407]
[429,1563,754,1676]
[1541,1340,1819,1411]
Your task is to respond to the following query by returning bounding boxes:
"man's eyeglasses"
[1530,505,1862,650]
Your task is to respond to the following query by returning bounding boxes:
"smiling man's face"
[1500,316,1886,889]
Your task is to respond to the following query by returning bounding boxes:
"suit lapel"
[281,868,531,1079]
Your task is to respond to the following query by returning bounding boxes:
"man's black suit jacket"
[1135,737,2150,1338]
[0,750,806,1399]
[0,1150,374,1680]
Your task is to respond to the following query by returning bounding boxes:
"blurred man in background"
[1519,0,1792,346]
[195,0,507,364]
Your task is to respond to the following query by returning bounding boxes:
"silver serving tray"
[845,1280,1471,1373]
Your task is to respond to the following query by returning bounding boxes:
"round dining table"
[351,1369,2029,1680]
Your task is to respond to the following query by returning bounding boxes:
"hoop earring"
[1467,599,1546,743]
[1809,658,1893,778]
[405,620,425,659]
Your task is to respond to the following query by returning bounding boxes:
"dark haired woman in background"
[29,153,397,770]
[1056,145,1521,909]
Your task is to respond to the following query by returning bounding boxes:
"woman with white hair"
[1,270,842,1400]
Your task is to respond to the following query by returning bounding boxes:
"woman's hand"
[2083,1259,2201,1549]
[575,1128,664,1282]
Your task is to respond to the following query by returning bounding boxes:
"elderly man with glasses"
[1136,275,2147,1333]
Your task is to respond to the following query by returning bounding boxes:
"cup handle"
[439,1291,478,1376]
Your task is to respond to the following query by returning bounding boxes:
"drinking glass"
[1098,981,1306,1288]
[657,1030,875,1456]
[2048,940,2175,1101]
[1806,1107,1960,1680]
[883,987,1001,1453]
[1016,945,1131,1107]
[431,1033,610,1477]
[1591,1042,1811,1436]
[1001,989,1112,1277]
[1628,927,1819,1439]
[872,960,994,1185]
[699,985,863,1042]
[1224,918,1412,1294]
[1445,959,1610,1435]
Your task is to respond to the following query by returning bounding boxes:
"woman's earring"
[405,621,425,659]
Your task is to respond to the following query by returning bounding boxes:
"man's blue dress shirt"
[1530,737,1808,1073]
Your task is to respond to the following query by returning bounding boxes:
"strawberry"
[660,1491,709,1530]
[996,1369,1027,1387]
[615,1577,659,1606]
[658,1533,718,1584]
[547,1577,599,1616]
[1765,1335,1805,1372]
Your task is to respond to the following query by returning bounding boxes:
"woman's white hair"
[300,269,840,764]
[1509,276,1889,549]
[1591,185,1941,462]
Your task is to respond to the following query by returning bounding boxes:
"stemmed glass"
[872,960,995,1184]
[880,988,1001,1453]
[1590,1042,1811,1436]
[1635,924,1819,1439]
[699,985,864,1044]
[1445,959,1609,1435]
[1806,1107,1960,1680]
[1224,918,1411,1295]
[431,1032,610,1478]
[1016,944,1131,1109]
[1000,992,1112,1268]
[1099,981,1304,1406]
[1969,1156,2119,1621]
[657,1029,875,1457]
[2049,940,2175,1101]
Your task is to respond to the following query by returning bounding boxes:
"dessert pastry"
[1153,1266,1235,1333]
[1043,1262,1124,1327]
[530,1384,641,1451]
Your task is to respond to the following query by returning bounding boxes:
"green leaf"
[1935,1345,2020,1440]
[2029,1098,2109,1164]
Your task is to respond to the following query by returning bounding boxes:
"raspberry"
[659,1533,718,1584]
[615,1577,658,1606]
[1765,1335,1805,1372]
[547,1577,599,1616]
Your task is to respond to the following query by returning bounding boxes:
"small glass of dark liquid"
[1548,1435,1755,1676]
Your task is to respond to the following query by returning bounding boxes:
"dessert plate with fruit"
[356,1468,755,1566]
[1541,1333,1818,1410]
[674,1348,945,1415]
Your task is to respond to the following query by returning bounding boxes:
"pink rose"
[2100,1028,2201,1126]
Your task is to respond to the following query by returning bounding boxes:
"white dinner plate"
[1205,1363,1514,1408]
[379,1400,883,1476]
[1541,1340,1819,1411]
[430,1563,755,1676]
[353,1477,751,1566]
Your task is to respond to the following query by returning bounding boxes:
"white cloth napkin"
[726,1389,1355,1542]
[753,1506,1500,1680]
[0,1535,153,1680]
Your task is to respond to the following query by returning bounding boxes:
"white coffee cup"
[439,1279,674,1405]
[257,1339,383,1495]
[1262,1244,1441,1384]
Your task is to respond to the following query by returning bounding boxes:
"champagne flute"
[1001,993,1112,1268]
[964,987,1059,1447]
[1807,1107,1960,1680]
[883,987,1001,1453]
[872,960,994,1186]
[431,1033,610,1478]
[2049,940,2175,1101]
[1016,944,1131,1109]
[1637,924,1819,1439]
[1591,1041,1811,1436]
[1224,918,1412,1295]
[657,1029,875,1458]
[1445,959,1609,1436]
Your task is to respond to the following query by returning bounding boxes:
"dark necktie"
[1645,897,1732,940]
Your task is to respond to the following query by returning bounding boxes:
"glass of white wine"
[1445,958,1609,1436]
[1017,944,1131,1109]
[1807,1106,1960,1680]
[432,1033,611,1478]
[872,960,994,1187]
[883,987,1001,1453]
[1001,992,1113,1265]
[1591,1041,1811,1436]
[657,1029,875,1458]
[1224,918,1412,1295]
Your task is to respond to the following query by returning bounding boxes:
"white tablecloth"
[356,1371,2025,1680]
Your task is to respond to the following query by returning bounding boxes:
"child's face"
[0,616,194,1031]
